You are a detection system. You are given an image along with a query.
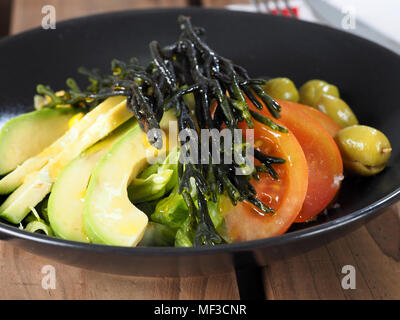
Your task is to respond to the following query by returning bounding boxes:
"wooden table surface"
[1,0,399,300]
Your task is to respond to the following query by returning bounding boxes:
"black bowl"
[0,8,399,278]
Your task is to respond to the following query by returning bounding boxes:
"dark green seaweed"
[37,15,287,246]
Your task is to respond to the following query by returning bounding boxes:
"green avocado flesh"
[0,97,132,224]
[83,110,177,247]
[0,108,79,175]
[0,96,125,195]
[47,119,137,242]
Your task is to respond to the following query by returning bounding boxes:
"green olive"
[263,77,299,102]
[315,94,358,128]
[299,79,340,107]
[334,125,392,176]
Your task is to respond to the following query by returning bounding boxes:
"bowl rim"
[0,7,399,256]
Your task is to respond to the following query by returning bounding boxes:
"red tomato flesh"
[274,100,343,222]
[295,103,341,137]
[222,118,308,241]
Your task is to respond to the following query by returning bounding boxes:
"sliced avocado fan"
[0,107,80,175]
[0,97,132,224]
[47,118,137,242]
[83,110,177,247]
[0,96,125,195]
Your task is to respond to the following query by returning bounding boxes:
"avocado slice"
[0,96,125,194]
[47,119,137,242]
[0,107,79,175]
[0,98,132,224]
[83,110,177,247]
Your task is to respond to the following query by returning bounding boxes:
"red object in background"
[270,6,299,17]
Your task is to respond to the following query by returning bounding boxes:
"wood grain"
[202,0,245,7]
[264,207,400,300]
[10,0,187,34]
[1,0,399,300]
[0,245,239,299]
[0,0,12,37]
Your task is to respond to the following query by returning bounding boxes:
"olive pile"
[263,78,392,176]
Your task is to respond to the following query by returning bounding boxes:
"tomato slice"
[274,100,343,222]
[221,118,308,241]
[294,103,341,137]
